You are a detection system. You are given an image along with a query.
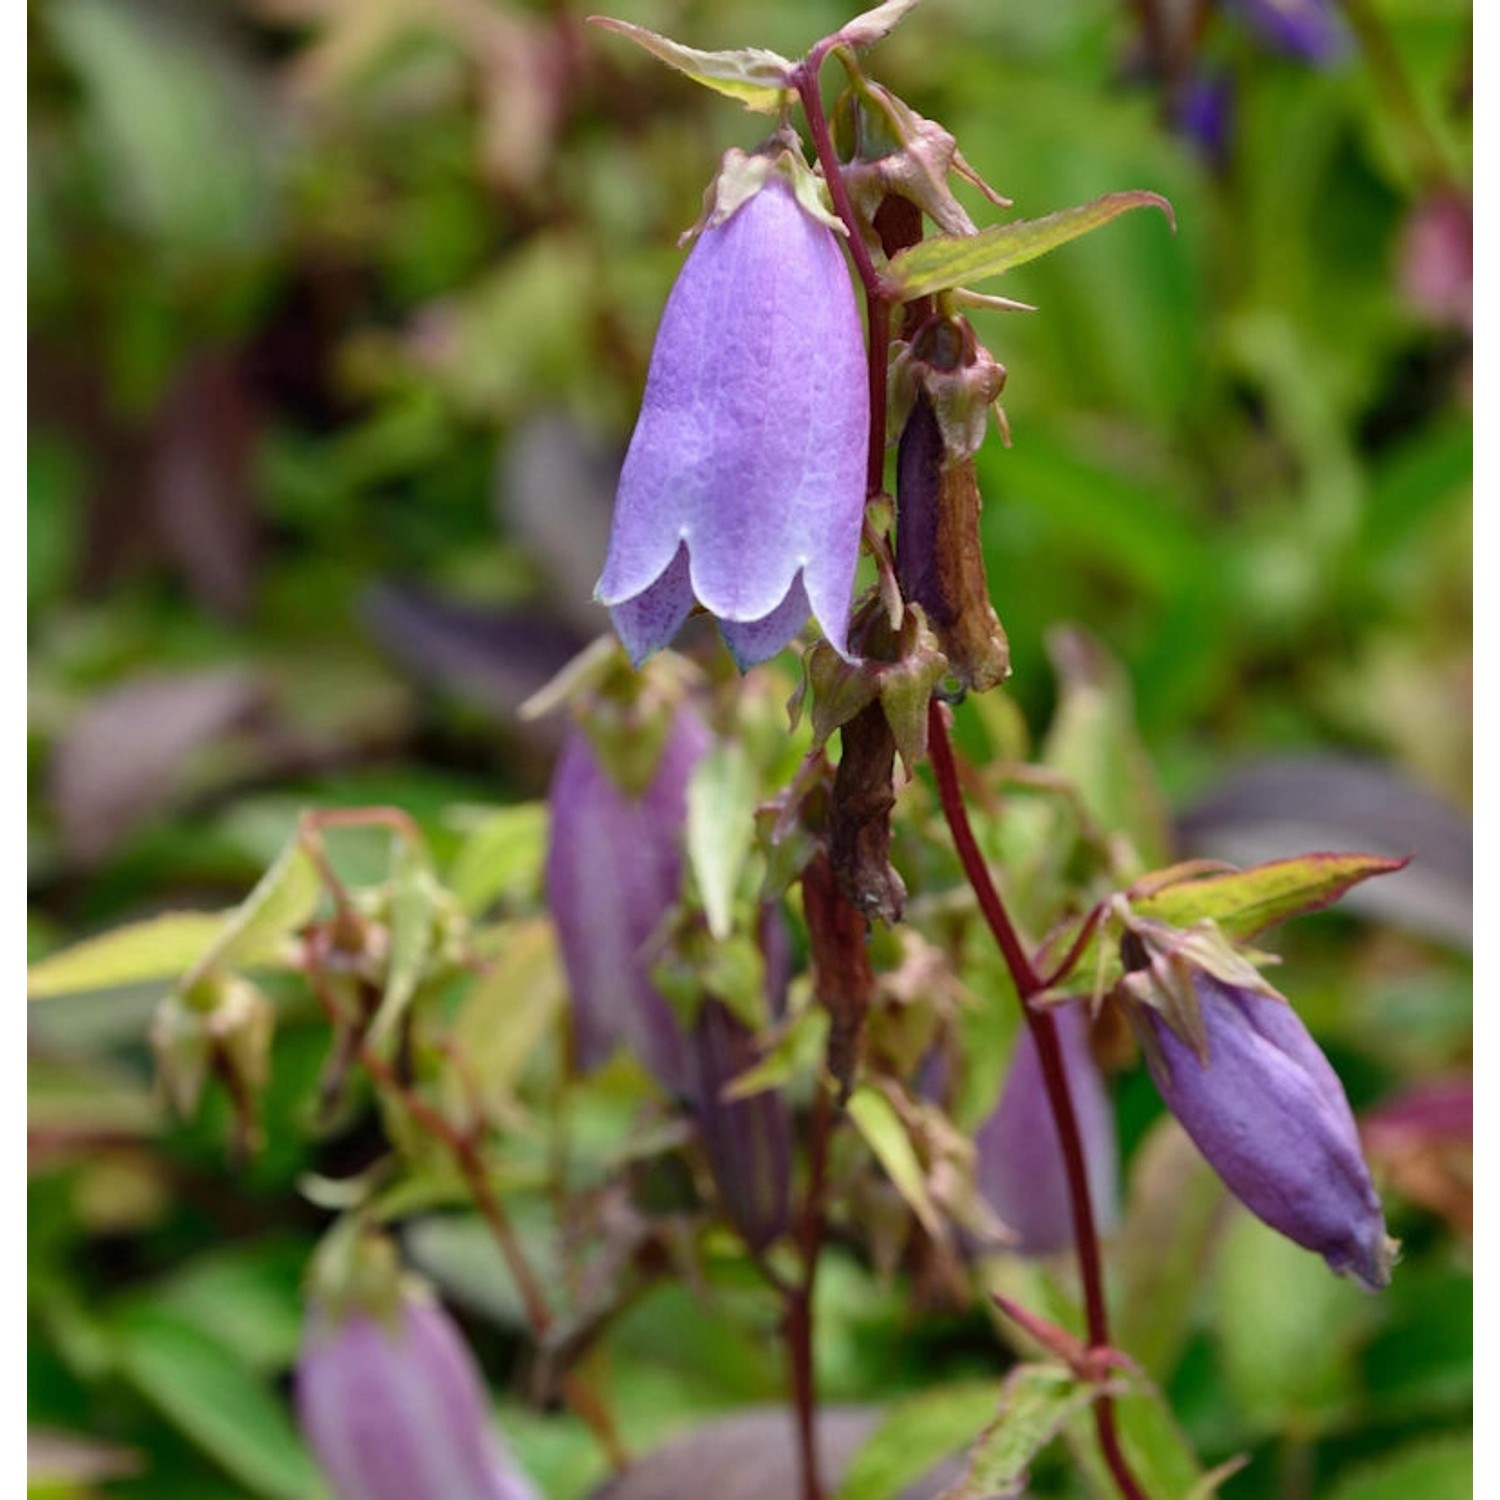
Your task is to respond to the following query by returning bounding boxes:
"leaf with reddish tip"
[1044,851,1408,996]
[1136,852,1410,940]
[589,18,793,111]
[886,192,1176,300]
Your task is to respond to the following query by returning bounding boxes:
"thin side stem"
[926,704,1147,1500]
[787,1085,835,1500]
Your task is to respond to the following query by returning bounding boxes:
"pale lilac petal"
[608,544,696,666]
[717,574,813,669]
[297,1298,534,1500]
[974,1006,1118,1255]
[596,178,868,664]
[1145,976,1391,1288]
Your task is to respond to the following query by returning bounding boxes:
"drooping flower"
[545,710,711,1096]
[972,1005,1119,1255]
[1137,972,1395,1289]
[595,173,869,669]
[297,1282,539,1500]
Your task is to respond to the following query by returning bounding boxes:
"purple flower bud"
[687,995,793,1252]
[1229,0,1348,66]
[297,1290,539,1500]
[1173,71,1234,169]
[545,712,711,1096]
[596,177,869,668]
[973,1006,1119,1255]
[1141,975,1395,1289]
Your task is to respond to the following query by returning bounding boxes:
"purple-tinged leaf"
[588,18,793,112]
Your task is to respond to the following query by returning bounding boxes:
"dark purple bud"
[297,1289,539,1500]
[1229,0,1349,66]
[1173,71,1234,169]
[545,711,711,1095]
[973,1006,1119,1255]
[596,176,869,668]
[687,995,793,1252]
[1141,974,1395,1289]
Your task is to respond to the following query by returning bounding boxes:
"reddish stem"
[927,704,1147,1500]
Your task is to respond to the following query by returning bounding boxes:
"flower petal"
[716,573,813,668]
[606,544,697,666]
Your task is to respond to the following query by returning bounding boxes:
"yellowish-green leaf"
[887,191,1175,300]
[589,17,793,112]
[940,1364,1094,1500]
[687,742,759,940]
[446,917,565,1113]
[847,1085,941,1237]
[28,913,228,999]
[836,1379,997,1500]
[446,802,548,915]
[181,833,322,991]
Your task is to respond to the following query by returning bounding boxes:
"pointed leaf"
[936,1364,1094,1500]
[180,832,323,990]
[836,1380,998,1500]
[112,1309,317,1499]
[1324,1437,1472,1500]
[886,192,1175,300]
[687,742,759,939]
[28,912,231,998]
[589,18,793,112]
[829,0,929,52]
[847,1085,941,1237]
[1138,852,1410,940]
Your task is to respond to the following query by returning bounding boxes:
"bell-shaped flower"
[972,1005,1119,1255]
[595,173,869,669]
[1138,972,1395,1289]
[297,1284,539,1500]
[545,710,711,1096]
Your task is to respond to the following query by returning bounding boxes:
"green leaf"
[1041,625,1171,872]
[589,18,794,112]
[112,1309,318,1499]
[1047,851,1407,996]
[369,836,439,1045]
[1138,852,1409,940]
[1324,1436,1472,1500]
[445,917,565,1114]
[180,832,323,991]
[446,802,548,915]
[836,1380,998,1500]
[1212,1210,1373,1435]
[1111,1117,1226,1382]
[28,913,228,999]
[1067,1378,1211,1498]
[940,1364,1094,1499]
[886,191,1175,300]
[686,742,759,940]
[847,1085,941,1237]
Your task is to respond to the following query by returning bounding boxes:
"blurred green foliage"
[29,0,1470,1496]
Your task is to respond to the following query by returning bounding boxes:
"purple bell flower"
[595,177,870,669]
[973,1005,1119,1255]
[1229,0,1348,66]
[1141,974,1395,1289]
[545,711,711,1096]
[297,1289,539,1500]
